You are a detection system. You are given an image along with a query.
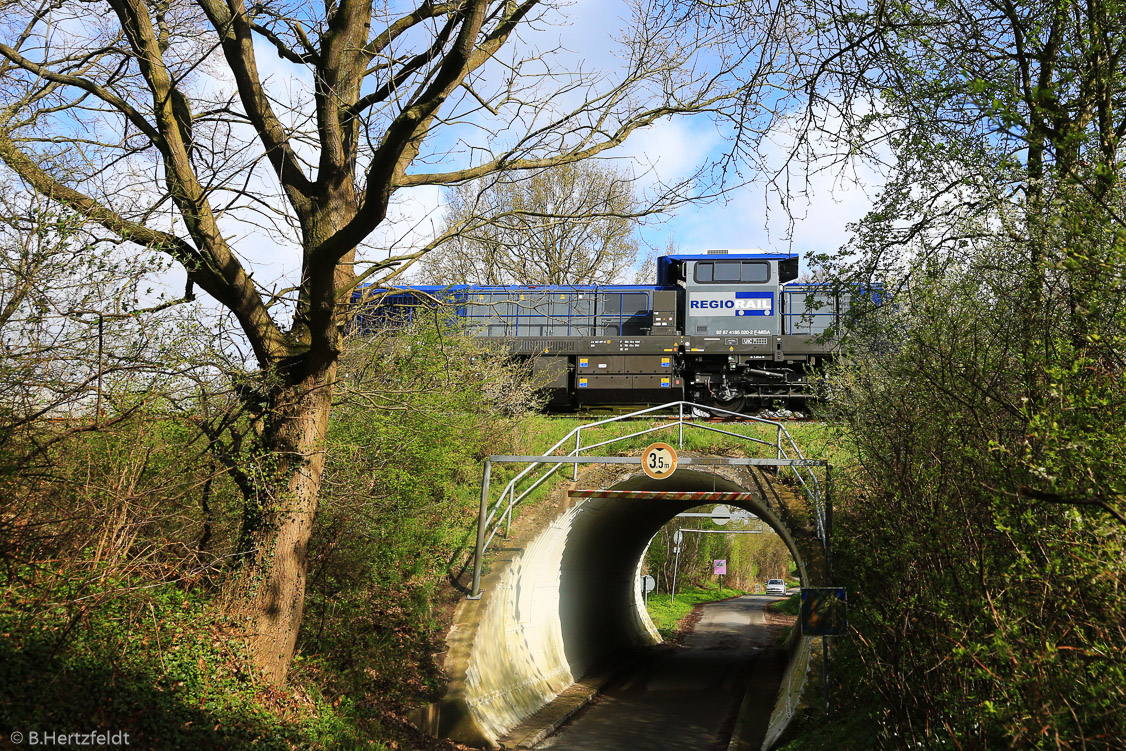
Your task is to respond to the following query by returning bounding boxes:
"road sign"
[800,587,848,636]
[710,504,731,525]
[642,443,678,479]
[713,559,727,575]
[640,575,656,593]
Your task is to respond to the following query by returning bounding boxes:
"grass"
[775,709,879,751]
[521,413,827,459]
[644,581,747,640]
[498,414,843,531]
[0,572,378,751]
[772,592,801,616]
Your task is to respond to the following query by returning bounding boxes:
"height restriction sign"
[642,443,678,479]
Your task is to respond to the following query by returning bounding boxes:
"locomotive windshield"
[694,260,770,284]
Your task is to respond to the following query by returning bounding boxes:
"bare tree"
[0,185,176,459]
[0,0,795,684]
[424,161,643,285]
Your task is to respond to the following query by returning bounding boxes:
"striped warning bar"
[566,490,757,502]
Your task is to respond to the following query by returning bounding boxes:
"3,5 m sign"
[642,443,678,480]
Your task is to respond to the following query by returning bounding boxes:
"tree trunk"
[234,361,336,685]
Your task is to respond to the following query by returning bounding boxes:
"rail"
[468,401,828,599]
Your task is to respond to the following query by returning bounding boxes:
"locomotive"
[357,250,860,411]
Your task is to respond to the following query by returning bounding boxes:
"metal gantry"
[469,401,830,599]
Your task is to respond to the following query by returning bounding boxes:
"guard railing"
[469,401,827,598]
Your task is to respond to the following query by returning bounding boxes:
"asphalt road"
[536,595,788,751]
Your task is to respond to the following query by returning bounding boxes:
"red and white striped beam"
[566,490,758,502]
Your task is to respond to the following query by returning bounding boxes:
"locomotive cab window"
[694,260,770,284]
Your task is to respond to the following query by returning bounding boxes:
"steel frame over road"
[468,401,833,599]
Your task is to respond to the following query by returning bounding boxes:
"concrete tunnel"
[413,458,826,748]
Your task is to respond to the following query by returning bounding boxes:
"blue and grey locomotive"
[357,250,857,411]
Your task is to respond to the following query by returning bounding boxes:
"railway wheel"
[709,394,747,417]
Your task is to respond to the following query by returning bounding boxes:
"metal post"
[678,402,684,448]
[504,485,513,538]
[823,635,831,711]
[470,460,491,599]
[95,314,104,423]
[825,465,834,578]
[573,429,581,481]
[823,464,834,712]
[671,542,681,605]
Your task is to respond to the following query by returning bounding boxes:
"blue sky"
[556,2,881,271]
[144,0,882,300]
[369,0,884,281]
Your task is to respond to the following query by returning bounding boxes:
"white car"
[766,579,787,595]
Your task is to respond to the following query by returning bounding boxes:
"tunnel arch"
[559,468,812,678]
[414,456,827,747]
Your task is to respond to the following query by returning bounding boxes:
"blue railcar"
[354,251,866,410]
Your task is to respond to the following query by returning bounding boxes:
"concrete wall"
[761,634,814,750]
[460,505,582,741]
[417,461,827,747]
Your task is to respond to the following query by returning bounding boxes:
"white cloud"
[616,115,723,188]
[364,184,446,260]
[634,107,887,275]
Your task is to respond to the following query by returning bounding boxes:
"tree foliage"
[825,262,1126,749]
[804,1,1126,747]
[301,317,538,705]
[0,313,538,747]
[645,517,793,594]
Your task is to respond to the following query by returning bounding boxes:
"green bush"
[0,571,377,750]
[816,262,1126,750]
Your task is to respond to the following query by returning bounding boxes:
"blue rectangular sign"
[688,291,773,316]
[800,587,847,636]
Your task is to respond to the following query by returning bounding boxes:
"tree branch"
[313,0,542,264]
[195,0,314,209]
[0,125,288,366]
[1019,485,1126,527]
[345,13,460,120]
[0,43,160,143]
[249,21,319,66]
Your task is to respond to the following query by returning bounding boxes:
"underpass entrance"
[415,403,833,747]
[470,401,833,600]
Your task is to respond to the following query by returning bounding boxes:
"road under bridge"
[537,593,793,751]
